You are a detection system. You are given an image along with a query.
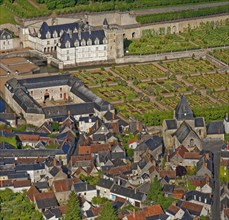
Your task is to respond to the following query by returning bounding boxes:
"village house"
[0,29,14,50]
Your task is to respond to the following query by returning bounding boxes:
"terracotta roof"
[27,185,40,202]
[128,139,139,145]
[183,152,201,159]
[53,178,80,192]
[175,145,188,158]
[35,191,56,201]
[167,204,180,215]
[159,170,176,179]
[224,208,229,218]
[125,204,164,220]
[221,159,229,166]
[181,201,203,214]
[0,180,13,187]
[13,179,31,188]
[17,157,46,164]
[108,165,131,175]
[71,155,92,163]
[17,134,40,141]
[173,188,185,199]
[78,144,111,154]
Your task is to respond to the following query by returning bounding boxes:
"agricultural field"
[181,22,229,48]
[137,79,188,96]
[210,48,229,65]
[74,70,117,87]
[90,85,139,103]
[186,73,229,89]
[112,63,167,81]
[127,34,197,55]
[161,58,217,75]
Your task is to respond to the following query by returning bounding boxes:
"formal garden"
[91,84,139,103]
[127,21,229,55]
[160,58,217,75]
[210,48,229,65]
[112,63,167,81]
[74,70,117,87]
[212,90,229,104]
[185,73,229,89]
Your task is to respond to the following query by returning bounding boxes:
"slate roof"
[59,30,106,48]
[103,111,118,121]
[173,121,196,143]
[15,163,45,171]
[73,182,95,192]
[175,95,194,120]
[135,136,163,152]
[6,74,112,115]
[165,119,177,130]
[0,149,63,157]
[35,192,58,209]
[39,21,80,39]
[194,117,205,127]
[43,208,62,219]
[0,142,15,149]
[96,178,114,189]
[110,184,145,201]
[0,29,12,40]
[207,121,225,134]
[184,190,212,205]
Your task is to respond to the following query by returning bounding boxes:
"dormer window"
[73,28,78,33]
[3,35,6,39]
[74,40,79,47]
[81,39,86,46]
[7,35,10,39]
[87,39,92,46]
[46,31,51,39]
[95,38,99,45]
[103,37,107,44]
[65,41,70,48]
[53,31,58,38]
[38,32,41,38]
[60,30,64,36]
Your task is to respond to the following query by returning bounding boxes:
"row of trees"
[36,0,223,11]
[137,5,229,24]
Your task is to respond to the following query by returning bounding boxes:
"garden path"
[108,68,167,110]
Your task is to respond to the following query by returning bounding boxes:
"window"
[60,87,62,92]
[67,56,70,61]
[67,50,69,54]
[60,94,62,98]
[47,41,50,45]
[190,139,194,147]
[54,40,57,44]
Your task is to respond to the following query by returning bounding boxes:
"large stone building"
[24,19,124,66]
[0,29,14,50]
[5,74,114,126]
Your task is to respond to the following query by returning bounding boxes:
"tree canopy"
[65,191,81,220]
[98,201,118,220]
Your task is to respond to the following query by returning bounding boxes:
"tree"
[65,191,81,220]
[98,201,118,220]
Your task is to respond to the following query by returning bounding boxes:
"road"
[130,2,229,15]
[203,139,223,220]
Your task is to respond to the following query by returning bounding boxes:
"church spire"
[174,95,194,120]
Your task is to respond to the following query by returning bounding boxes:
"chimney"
[112,113,115,120]
[53,158,57,167]
[152,160,156,167]
[68,110,70,116]
[78,28,81,40]
[133,209,135,218]
[96,120,99,129]
[86,183,88,191]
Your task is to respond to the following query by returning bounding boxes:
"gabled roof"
[178,200,203,216]
[35,192,58,209]
[111,184,145,201]
[173,121,199,144]
[96,178,114,189]
[175,95,194,120]
[135,136,163,152]
[165,119,178,130]
[194,117,205,127]
[207,121,225,134]
[73,182,95,192]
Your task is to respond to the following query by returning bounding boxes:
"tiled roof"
[179,201,203,216]
[165,119,178,130]
[159,170,176,179]
[35,192,58,209]
[207,121,225,134]
[96,178,114,189]
[166,204,180,215]
[194,117,205,127]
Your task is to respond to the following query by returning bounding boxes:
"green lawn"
[0,5,16,24]
[220,165,229,183]
[0,136,17,148]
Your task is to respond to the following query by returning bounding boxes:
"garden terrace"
[112,63,167,81]
[210,48,229,65]
[137,79,188,96]
[90,85,139,103]
[185,73,229,89]
[160,58,217,75]
[212,90,229,104]
[127,34,197,55]
[115,101,160,120]
[74,70,116,87]
[180,22,229,48]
